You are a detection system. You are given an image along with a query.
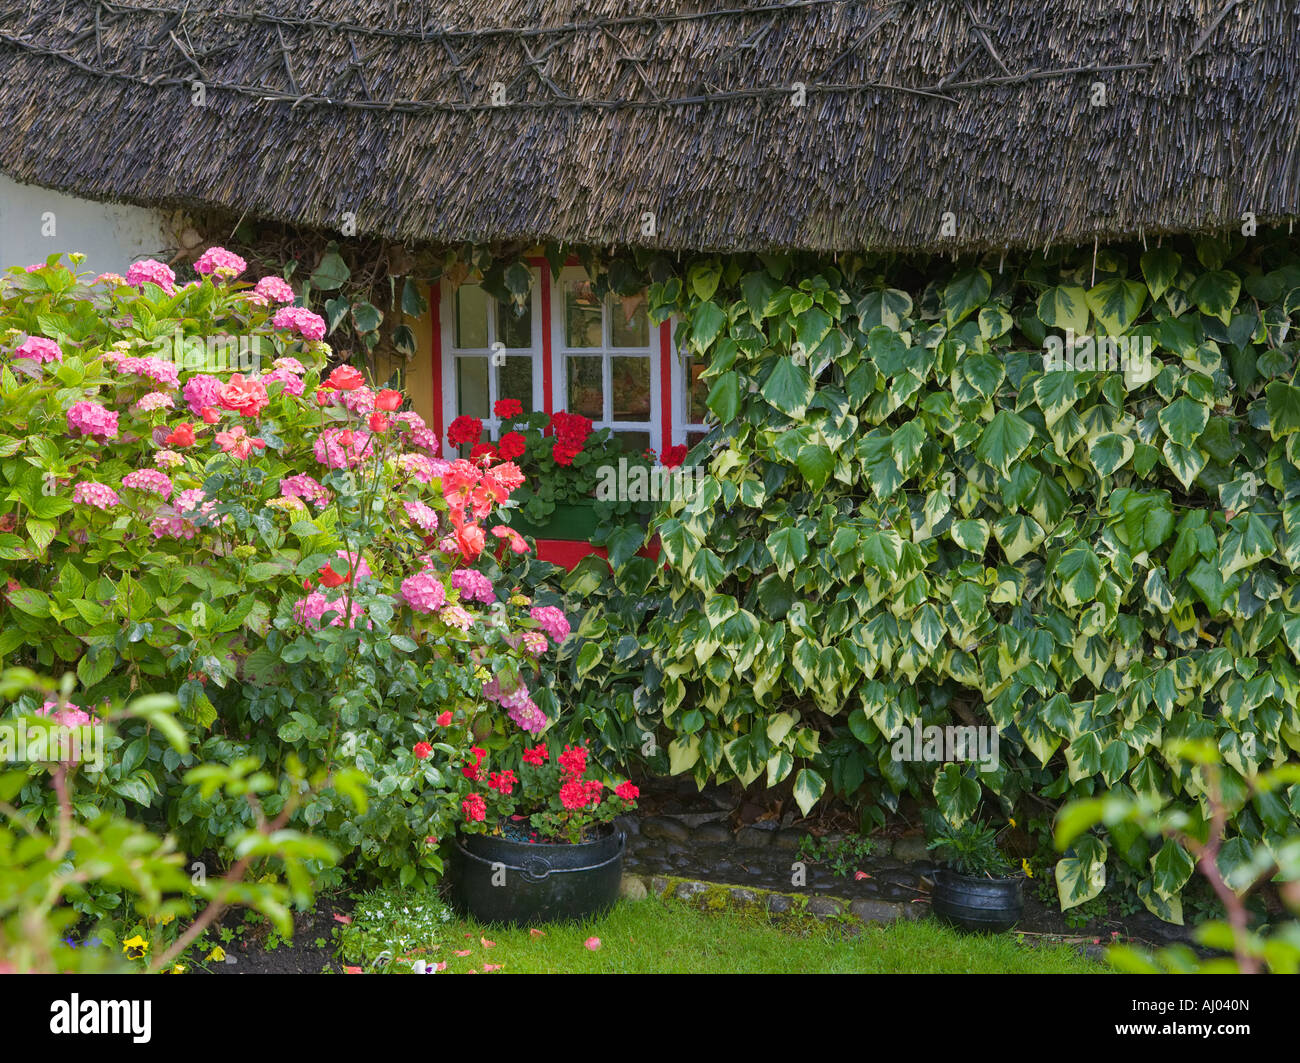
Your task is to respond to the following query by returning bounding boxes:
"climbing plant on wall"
[633,231,1300,919]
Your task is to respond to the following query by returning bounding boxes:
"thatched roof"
[0,0,1296,254]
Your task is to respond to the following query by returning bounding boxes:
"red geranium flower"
[615,782,640,802]
[661,444,689,469]
[488,770,517,795]
[413,742,432,760]
[448,416,483,447]
[552,442,582,466]
[522,744,548,766]
[497,431,526,460]
[326,365,366,391]
[470,442,498,462]
[462,793,487,823]
[493,398,523,420]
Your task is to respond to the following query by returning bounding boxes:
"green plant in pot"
[926,811,1025,933]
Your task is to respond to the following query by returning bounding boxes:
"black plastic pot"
[931,869,1024,933]
[450,828,625,926]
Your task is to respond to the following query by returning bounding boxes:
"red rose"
[436,711,453,727]
[375,388,403,411]
[369,412,390,433]
[413,742,432,760]
[493,398,523,420]
[326,365,366,391]
[497,431,526,460]
[218,373,269,418]
[317,562,351,588]
[448,416,483,447]
[200,406,221,424]
[314,387,336,407]
[165,422,196,448]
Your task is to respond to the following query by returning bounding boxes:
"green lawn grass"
[424,897,1106,974]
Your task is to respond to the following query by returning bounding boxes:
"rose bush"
[0,252,572,888]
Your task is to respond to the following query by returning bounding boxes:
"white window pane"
[610,292,649,347]
[611,356,651,421]
[455,284,489,348]
[456,357,490,418]
[564,278,603,348]
[566,356,603,419]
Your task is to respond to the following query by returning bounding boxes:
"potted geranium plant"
[448,401,655,539]
[443,734,639,926]
[925,812,1025,932]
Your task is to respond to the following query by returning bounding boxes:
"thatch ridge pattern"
[0,0,1296,253]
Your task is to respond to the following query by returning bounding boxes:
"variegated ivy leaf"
[792,768,826,816]
[976,410,1035,477]
[1088,432,1135,476]
[1266,381,1300,436]
[950,518,989,554]
[1186,269,1241,325]
[1055,544,1104,608]
[1157,396,1210,448]
[992,513,1045,564]
[856,287,912,332]
[1161,439,1206,490]
[933,763,980,826]
[1036,285,1090,334]
[1030,371,1081,428]
[942,268,991,327]
[1085,278,1146,336]
[1140,246,1181,301]
[1055,836,1108,910]
[1219,513,1277,580]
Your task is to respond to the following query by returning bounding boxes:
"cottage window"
[554,268,656,455]
[441,272,543,445]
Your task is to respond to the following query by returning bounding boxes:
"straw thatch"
[0,0,1296,254]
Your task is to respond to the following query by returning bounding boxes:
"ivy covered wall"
[563,229,1300,918]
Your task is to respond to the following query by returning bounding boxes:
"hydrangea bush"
[0,252,573,887]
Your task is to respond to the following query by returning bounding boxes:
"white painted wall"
[0,174,171,275]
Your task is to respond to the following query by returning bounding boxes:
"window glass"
[500,356,534,412]
[566,356,603,419]
[684,353,709,425]
[615,431,652,455]
[456,358,490,419]
[497,301,532,349]
[610,292,649,347]
[611,357,650,420]
[454,284,489,348]
[564,278,603,348]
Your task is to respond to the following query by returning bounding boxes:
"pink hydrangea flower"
[507,698,548,734]
[522,631,549,656]
[272,306,327,341]
[182,374,224,416]
[394,412,439,454]
[15,337,62,364]
[280,473,330,506]
[134,391,175,413]
[37,701,92,728]
[340,386,376,416]
[295,590,367,629]
[451,568,495,604]
[125,259,177,294]
[72,482,120,510]
[401,572,447,613]
[67,401,118,440]
[272,356,306,374]
[248,276,296,306]
[94,272,126,286]
[529,606,571,644]
[174,488,207,514]
[395,453,439,483]
[117,356,180,389]
[122,468,173,501]
[153,449,183,469]
[193,246,247,279]
[403,500,439,533]
[313,427,373,470]
[150,514,196,540]
[261,367,305,397]
[440,605,474,630]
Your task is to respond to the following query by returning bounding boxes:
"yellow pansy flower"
[1021,858,1034,878]
[122,935,149,956]
[206,946,226,963]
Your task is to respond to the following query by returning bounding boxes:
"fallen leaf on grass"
[333,913,353,924]
[454,949,472,957]
[480,937,495,948]
[854,871,871,880]
[483,963,502,972]
[584,937,601,951]
[343,966,363,974]
[529,928,546,938]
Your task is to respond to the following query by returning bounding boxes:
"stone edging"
[620,871,931,925]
